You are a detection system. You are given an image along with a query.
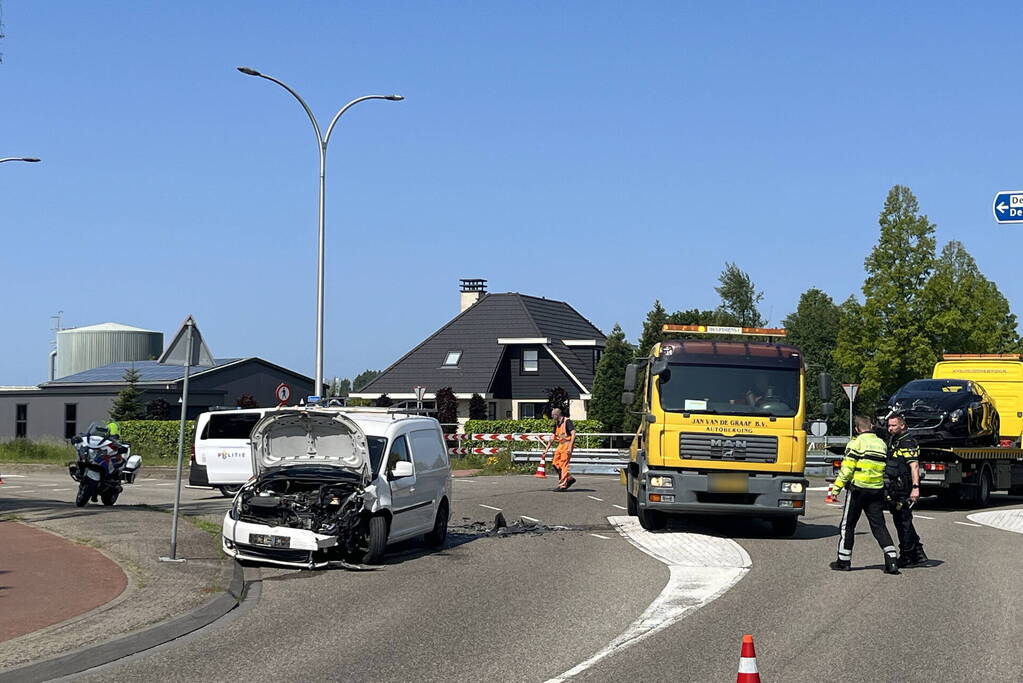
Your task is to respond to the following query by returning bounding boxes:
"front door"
[386,435,430,539]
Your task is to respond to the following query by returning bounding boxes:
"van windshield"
[202,413,262,440]
[367,437,387,473]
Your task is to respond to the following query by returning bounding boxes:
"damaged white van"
[221,407,451,569]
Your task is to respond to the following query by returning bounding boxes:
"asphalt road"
[4,471,1023,682]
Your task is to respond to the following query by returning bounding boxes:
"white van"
[221,407,452,569]
[190,408,271,496]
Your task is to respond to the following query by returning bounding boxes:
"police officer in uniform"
[829,415,900,574]
[886,414,927,567]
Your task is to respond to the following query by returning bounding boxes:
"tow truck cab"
[622,331,815,536]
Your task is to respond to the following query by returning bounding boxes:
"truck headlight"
[782,482,804,493]
[649,476,673,488]
[950,409,963,423]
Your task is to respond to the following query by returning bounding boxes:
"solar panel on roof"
[49,358,241,383]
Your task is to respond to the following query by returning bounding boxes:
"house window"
[488,402,497,420]
[15,403,27,438]
[518,402,547,419]
[64,403,78,440]
[522,348,539,373]
[593,348,603,372]
[443,351,462,367]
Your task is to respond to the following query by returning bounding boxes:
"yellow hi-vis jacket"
[832,432,887,492]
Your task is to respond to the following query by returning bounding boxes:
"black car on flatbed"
[883,378,1000,447]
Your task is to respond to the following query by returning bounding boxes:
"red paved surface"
[0,521,128,642]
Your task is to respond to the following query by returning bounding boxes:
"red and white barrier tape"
[445,433,550,442]
[448,447,503,456]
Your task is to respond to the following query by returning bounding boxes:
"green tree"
[715,262,765,327]
[544,386,570,417]
[783,288,843,424]
[145,398,171,420]
[468,393,487,420]
[666,308,719,326]
[110,368,145,421]
[625,301,668,431]
[435,387,458,431]
[922,240,1020,355]
[353,369,381,391]
[327,377,351,398]
[589,324,634,432]
[834,185,937,409]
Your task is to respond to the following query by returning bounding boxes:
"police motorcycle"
[68,422,142,507]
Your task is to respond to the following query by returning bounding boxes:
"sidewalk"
[0,502,228,671]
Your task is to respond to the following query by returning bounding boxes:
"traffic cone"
[736,634,761,683]
[824,484,838,504]
[534,451,547,478]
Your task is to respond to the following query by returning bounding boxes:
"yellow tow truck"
[621,325,829,535]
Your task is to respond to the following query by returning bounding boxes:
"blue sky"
[2,2,1020,386]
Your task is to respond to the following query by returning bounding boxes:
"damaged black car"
[883,378,1000,446]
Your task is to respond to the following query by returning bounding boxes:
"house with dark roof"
[0,358,313,441]
[350,280,606,420]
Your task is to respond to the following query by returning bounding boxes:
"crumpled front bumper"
[222,516,339,569]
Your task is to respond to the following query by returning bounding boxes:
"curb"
[0,560,247,683]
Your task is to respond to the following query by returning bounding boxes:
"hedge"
[120,420,196,461]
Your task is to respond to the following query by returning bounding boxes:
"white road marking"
[612,504,627,510]
[914,514,935,520]
[807,486,830,491]
[590,533,611,540]
[1,474,27,478]
[954,521,983,528]
[153,483,174,487]
[478,504,502,511]
[51,488,71,492]
[547,516,750,682]
[967,509,1023,534]
[587,495,604,502]
[521,515,541,523]
[2,485,21,489]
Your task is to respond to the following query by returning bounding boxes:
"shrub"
[120,420,196,461]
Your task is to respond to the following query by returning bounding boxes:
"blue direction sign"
[993,191,1023,224]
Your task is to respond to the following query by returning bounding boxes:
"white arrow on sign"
[841,383,859,402]
[997,202,1008,213]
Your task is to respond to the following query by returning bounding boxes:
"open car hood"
[250,408,370,479]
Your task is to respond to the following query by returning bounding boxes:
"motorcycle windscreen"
[250,409,369,477]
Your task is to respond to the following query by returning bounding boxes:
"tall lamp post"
[0,157,41,164]
[237,66,403,397]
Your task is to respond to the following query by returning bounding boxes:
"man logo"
[710,438,747,451]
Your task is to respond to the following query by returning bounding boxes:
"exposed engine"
[236,474,366,549]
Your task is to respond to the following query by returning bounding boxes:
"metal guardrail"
[511,449,628,475]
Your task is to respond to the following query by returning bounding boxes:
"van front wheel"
[361,515,388,565]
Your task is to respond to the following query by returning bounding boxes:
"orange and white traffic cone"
[534,451,547,478]
[736,634,761,683]
[824,484,838,504]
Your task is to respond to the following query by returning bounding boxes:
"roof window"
[443,351,462,367]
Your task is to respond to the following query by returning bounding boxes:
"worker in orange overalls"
[543,408,576,491]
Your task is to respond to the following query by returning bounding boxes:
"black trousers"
[837,487,897,562]
[889,495,922,555]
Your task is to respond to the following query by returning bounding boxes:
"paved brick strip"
[0,521,128,643]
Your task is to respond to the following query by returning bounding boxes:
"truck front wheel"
[637,506,666,531]
[770,516,798,537]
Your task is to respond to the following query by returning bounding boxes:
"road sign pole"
[164,320,193,563]
[848,402,853,439]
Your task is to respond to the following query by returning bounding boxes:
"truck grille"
[679,432,778,463]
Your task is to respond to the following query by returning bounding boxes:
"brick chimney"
[459,279,487,313]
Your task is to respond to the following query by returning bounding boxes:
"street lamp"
[0,157,41,163]
[237,66,403,397]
